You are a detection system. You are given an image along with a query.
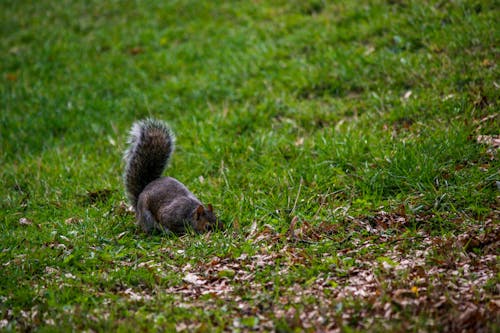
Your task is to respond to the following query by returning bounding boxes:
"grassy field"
[1,0,499,331]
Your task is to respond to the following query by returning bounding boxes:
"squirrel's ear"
[207,204,213,212]
[196,205,204,217]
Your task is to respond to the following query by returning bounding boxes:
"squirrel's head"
[193,204,218,233]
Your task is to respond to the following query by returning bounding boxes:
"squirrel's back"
[123,119,175,207]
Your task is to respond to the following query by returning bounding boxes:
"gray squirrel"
[123,118,217,234]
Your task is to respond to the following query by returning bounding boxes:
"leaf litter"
[159,210,499,332]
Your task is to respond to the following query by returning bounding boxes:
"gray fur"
[123,118,175,208]
[123,118,217,234]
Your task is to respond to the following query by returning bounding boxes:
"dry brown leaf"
[481,58,494,67]
[128,47,143,55]
[5,73,17,81]
[65,217,82,224]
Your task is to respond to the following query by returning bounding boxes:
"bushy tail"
[123,119,175,208]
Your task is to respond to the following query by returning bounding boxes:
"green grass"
[1,0,499,331]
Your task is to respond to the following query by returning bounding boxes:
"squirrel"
[123,118,217,234]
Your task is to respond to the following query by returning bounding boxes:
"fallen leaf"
[294,137,304,146]
[129,47,143,55]
[183,273,206,286]
[19,217,32,226]
[45,267,59,275]
[476,135,500,149]
[481,59,494,67]
[115,201,134,215]
[287,216,299,239]
[364,45,375,55]
[65,217,81,224]
[5,73,17,81]
[247,220,258,239]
